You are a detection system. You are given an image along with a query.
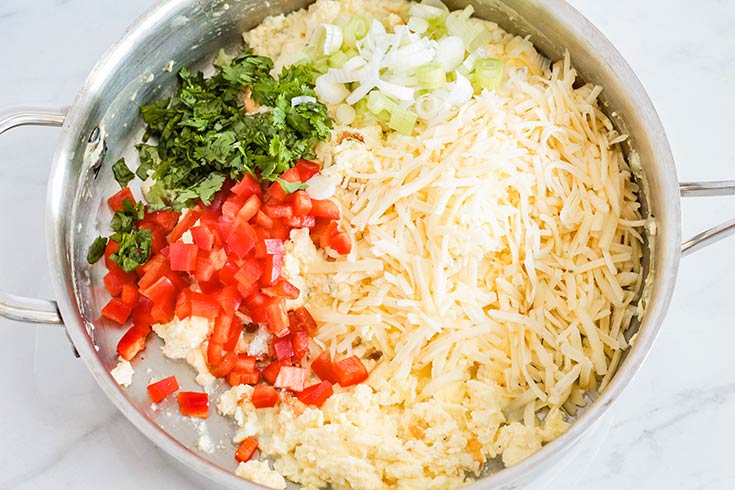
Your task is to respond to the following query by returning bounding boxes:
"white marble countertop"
[1,1,735,489]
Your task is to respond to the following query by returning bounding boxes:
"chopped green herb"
[111,228,152,273]
[135,50,332,211]
[110,199,146,241]
[275,177,309,195]
[87,236,108,264]
[112,158,135,188]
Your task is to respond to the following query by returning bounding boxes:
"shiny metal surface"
[23,0,724,489]
[0,111,65,325]
[679,181,735,255]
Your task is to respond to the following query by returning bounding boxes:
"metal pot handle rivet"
[680,181,735,256]
[0,111,66,325]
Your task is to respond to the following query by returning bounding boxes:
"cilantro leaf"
[274,177,308,195]
[111,228,152,273]
[87,236,108,264]
[112,158,135,188]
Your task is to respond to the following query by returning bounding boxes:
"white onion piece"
[321,24,343,55]
[421,0,450,12]
[342,56,367,72]
[383,43,435,72]
[407,16,429,34]
[305,174,337,200]
[345,77,378,105]
[336,104,357,125]
[447,71,473,105]
[376,80,414,101]
[290,96,317,107]
[325,67,360,83]
[315,75,349,104]
[415,93,442,120]
[409,3,445,19]
[436,36,465,72]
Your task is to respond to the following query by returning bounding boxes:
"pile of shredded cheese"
[222,0,646,488]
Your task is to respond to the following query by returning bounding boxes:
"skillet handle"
[0,110,65,325]
[680,181,735,256]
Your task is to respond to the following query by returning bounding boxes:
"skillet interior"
[47,0,679,488]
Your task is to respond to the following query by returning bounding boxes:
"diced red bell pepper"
[274,365,306,392]
[297,381,334,407]
[291,331,310,362]
[295,159,320,182]
[261,361,282,385]
[255,210,274,229]
[103,268,136,296]
[104,239,121,270]
[147,376,179,403]
[280,167,302,183]
[224,320,243,352]
[194,255,216,282]
[226,221,258,258]
[289,191,312,216]
[265,298,290,337]
[268,220,291,241]
[227,371,260,386]
[201,186,229,215]
[262,279,300,300]
[235,437,258,463]
[217,215,236,242]
[212,312,233,344]
[209,351,237,378]
[251,384,279,408]
[120,283,139,306]
[284,215,316,228]
[273,336,294,361]
[207,341,224,365]
[328,231,352,255]
[140,275,176,303]
[190,225,215,251]
[137,254,169,290]
[311,351,337,384]
[309,199,340,219]
[221,196,244,220]
[177,392,209,418]
[244,293,270,322]
[333,355,369,387]
[108,187,136,213]
[234,258,264,291]
[101,298,133,325]
[266,182,287,204]
[262,253,283,287]
[117,324,151,361]
[169,242,198,272]
[190,292,220,322]
[230,173,262,198]
[141,210,180,233]
[236,194,261,225]
[216,285,242,314]
[219,259,240,286]
[151,295,176,324]
[168,208,201,244]
[234,354,257,373]
[293,306,318,334]
[131,296,155,327]
[236,280,260,304]
[174,288,193,320]
[264,204,293,219]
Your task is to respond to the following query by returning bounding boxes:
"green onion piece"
[344,15,370,47]
[416,63,446,90]
[367,90,390,114]
[387,104,418,135]
[328,49,353,68]
[475,58,504,90]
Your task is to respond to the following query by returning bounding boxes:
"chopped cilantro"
[275,177,309,195]
[111,158,135,188]
[87,236,108,264]
[135,50,332,211]
[111,228,152,273]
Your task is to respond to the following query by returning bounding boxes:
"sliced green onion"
[344,15,370,47]
[416,63,446,89]
[475,58,504,90]
[407,16,429,34]
[315,76,349,104]
[367,90,390,114]
[320,24,344,55]
[387,104,418,135]
[328,49,353,68]
[336,103,357,125]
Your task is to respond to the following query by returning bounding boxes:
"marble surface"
[1,0,735,489]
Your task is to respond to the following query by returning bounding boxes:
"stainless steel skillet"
[2,0,735,488]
